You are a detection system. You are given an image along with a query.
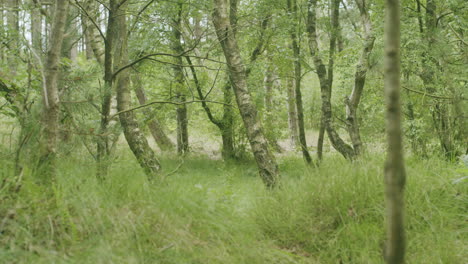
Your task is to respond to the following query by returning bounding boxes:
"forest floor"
[1,148,467,263]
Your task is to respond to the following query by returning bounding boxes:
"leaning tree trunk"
[132,74,175,152]
[212,0,279,187]
[383,0,406,262]
[113,0,161,178]
[307,0,355,160]
[39,0,69,178]
[287,0,313,164]
[344,0,375,156]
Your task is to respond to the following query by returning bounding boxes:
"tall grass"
[0,151,466,263]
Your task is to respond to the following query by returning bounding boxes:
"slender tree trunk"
[287,0,312,164]
[221,80,235,159]
[31,0,42,55]
[287,77,299,149]
[39,0,69,178]
[81,0,104,65]
[317,118,325,160]
[6,0,19,75]
[263,58,281,152]
[172,4,189,155]
[96,0,117,179]
[212,0,279,187]
[307,0,355,160]
[113,0,161,178]
[384,0,406,262]
[344,0,375,156]
[132,74,175,152]
[0,0,4,62]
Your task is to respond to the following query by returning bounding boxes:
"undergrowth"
[0,151,466,263]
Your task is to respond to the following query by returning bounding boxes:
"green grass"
[0,151,466,263]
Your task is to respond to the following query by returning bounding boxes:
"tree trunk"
[172,4,189,155]
[81,0,105,65]
[39,0,69,178]
[307,0,355,160]
[212,0,279,187]
[287,77,299,149]
[132,74,175,152]
[6,0,19,75]
[287,0,313,164]
[345,0,375,156]
[221,80,235,160]
[113,0,161,178]
[31,0,42,55]
[97,0,117,179]
[263,59,282,152]
[383,0,406,262]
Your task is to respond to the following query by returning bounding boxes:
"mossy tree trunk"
[113,0,161,179]
[212,0,279,187]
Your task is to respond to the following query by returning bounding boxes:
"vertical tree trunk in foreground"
[212,0,279,187]
[384,0,406,262]
[39,0,69,178]
[113,0,161,179]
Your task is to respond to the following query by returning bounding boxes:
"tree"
[112,0,161,178]
[383,0,406,262]
[307,0,355,160]
[39,0,69,178]
[172,3,189,155]
[344,0,375,156]
[287,0,313,165]
[212,0,279,187]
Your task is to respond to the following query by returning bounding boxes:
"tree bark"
[96,0,117,179]
[31,0,42,55]
[172,4,189,155]
[39,0,69,178]
[263,58,281,152]
[113,0,161,179]
[307,0,355,160]
[383,0,406,262]
[344,0,375,156]
[287,0,313,164]
[81,0,105,65]
[287,77,299,149]
[6,0,19,74]
[132,74,175,152]
[212,0,279,187]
